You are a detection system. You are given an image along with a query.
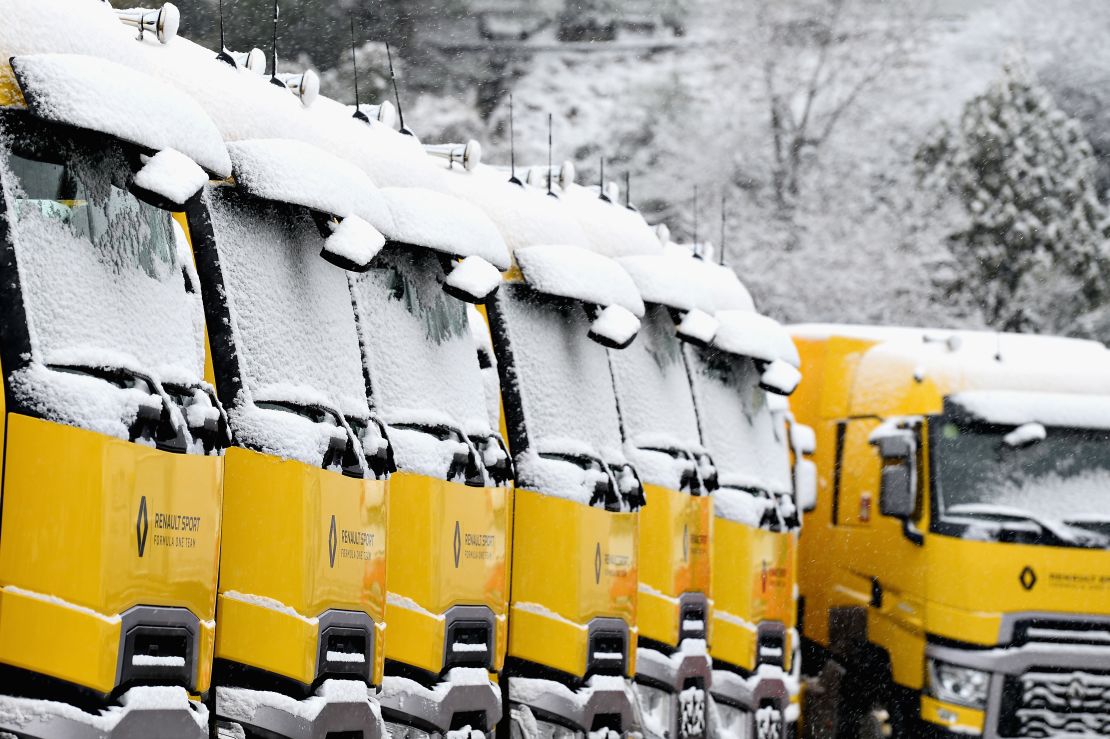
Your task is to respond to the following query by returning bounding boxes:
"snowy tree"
[917,57,1110,335]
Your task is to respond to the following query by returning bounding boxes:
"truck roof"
[789,323,1110,422]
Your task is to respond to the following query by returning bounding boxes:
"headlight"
[634,682,674,738]
[385,721,439,739]
[927,658,990,708]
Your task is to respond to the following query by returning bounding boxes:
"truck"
[791,324,1110,739]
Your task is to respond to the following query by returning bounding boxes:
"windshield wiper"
[946,504,1092,546]
[392,420,487,486]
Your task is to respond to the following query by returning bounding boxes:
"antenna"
[719,193,726,265]
[385,42,409,135]
[625,171,631,209]
[350,16,369,122]
[216,0,235,66]
[995,332,1003,362]
[598,157,608,201]
[508,93,521,186]
[269,0,283,88]
[547,113,555,197]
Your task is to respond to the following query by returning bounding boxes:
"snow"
[468,307,503,433]
[1002,422,1047,448]
[0,685,205,733]
[514,245,645,317]
[589,304,641,348]
[508,674,631,712]
[561,183,663,259]
[387,591,445,621]
[10,54,230,177]
[618,254,700,312]
[222,591,318,625]
[512,601,588,632]
[608,305,703,490]
[445,256,503,302]
[677,309,720,346]
[378,187,511,270]
[713,487,773,528]
[790,424,816,455]
[349,246,494,474]
[326,651,366,663]
[219,679,376,725]
[713,311,801,367]
[451,643,489,653]
[685,348,793,495]
[132,149,209,206]
[759,359,802,396]
[2,585,121,625]
[663,245,755,312]
[227,139,390,227]
[950,390,1110,430]
[324,215,386,270]
[494,284,631,498]
[131,654,186,667]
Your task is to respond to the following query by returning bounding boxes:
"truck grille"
[1008,670,1110,737]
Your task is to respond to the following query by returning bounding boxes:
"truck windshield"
[205,188,370,459]
[686,347,792,496]
[494,283,628,481]
[350,246,495,478]
[933,419,1110,546]
[608,304,703,490]
[0,114,205,386]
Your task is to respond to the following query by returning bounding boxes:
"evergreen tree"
[917,57,1110,334]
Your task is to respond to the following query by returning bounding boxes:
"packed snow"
[514,245,645,317]
[323,215,386,271]
[560,183,663,259]
[951,390,1110,430]
[589,304,642,348]
[713,311,801,367]
[132,148,209,206]
[444,255,503,302]
[378,187,511,270]
[10,53,230,177]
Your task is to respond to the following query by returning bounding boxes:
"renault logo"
[328,515,338,568]
[136,496,149,557]
[453,521,462,568]
[1019,566,1037,591]
[594,542,602,584]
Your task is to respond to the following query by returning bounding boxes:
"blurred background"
[168,0,1110,338]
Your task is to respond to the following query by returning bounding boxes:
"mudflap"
[216,678,385,739]
[0,686,208,739]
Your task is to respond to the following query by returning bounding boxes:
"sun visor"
[11,53,231,177]
[561,184,663,259]
[227,138,392,228]
[377,187,511,270]
[514,244,645,318]
[947,391,1110,430]
[618,254,702,312]
[714,310,801,368]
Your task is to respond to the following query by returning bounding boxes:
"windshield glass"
[932,418,1110,541]
[685,346,792,494]
[495,283,625,466]
[608,304,702,488]
[0,113,204,384]
[205,187,368,422]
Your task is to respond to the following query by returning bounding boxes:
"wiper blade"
[946,504,1083,544]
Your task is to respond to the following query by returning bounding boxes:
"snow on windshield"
[494,283,627,477]
[686,346,792,496]
[608,305,702,490]
[350,246,492,475]
[2,120,205,385]
[205,187,369,424]
[934,420,1110,523]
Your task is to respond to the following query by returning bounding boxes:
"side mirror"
[443,255,502,304]
[796,458,817,513]
[879,462,915,518]
[588,304,641,350]
[321,215,385,273]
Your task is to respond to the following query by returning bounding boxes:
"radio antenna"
[625,171,632,209]
[547,113,555,197]
[350,16,369,122]
[509,93,521,186]
[385,42,409,135]
[719,193,727,265]
[693,185,700,254]
[598,157,608,201]
[216,0,235,66]
[269,0,283,87]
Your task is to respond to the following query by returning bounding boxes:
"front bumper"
[710,664,799,739]
[925,640,1110,738]
[0,686,208,739]
[216,678,385,739]
[634,640,712,739]
[379,667,501,735]
[508,674,635,735]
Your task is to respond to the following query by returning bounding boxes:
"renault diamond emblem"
[328,515,338,568]
[1019,566,1037,591]
[594,542,602,584]
[453,521,462,568]
[136,496,149,557]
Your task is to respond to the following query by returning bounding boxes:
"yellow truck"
[791,324,1110,739]
[0,34,228,739]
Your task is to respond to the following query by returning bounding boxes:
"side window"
[835,418,882,527]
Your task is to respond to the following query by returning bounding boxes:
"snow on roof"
[617,253,703,312]
[378,187,510,269]
[715,310,801,367]
[438,164,592,253]
[514,245,645,317]
[10,54,230,176]
[560,184,662,259]
[950,390,1110,430]
[661,243,755,313]
[228,139,392,226]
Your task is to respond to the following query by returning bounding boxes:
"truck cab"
[0,43,227,739]
[792,325,1110,739]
